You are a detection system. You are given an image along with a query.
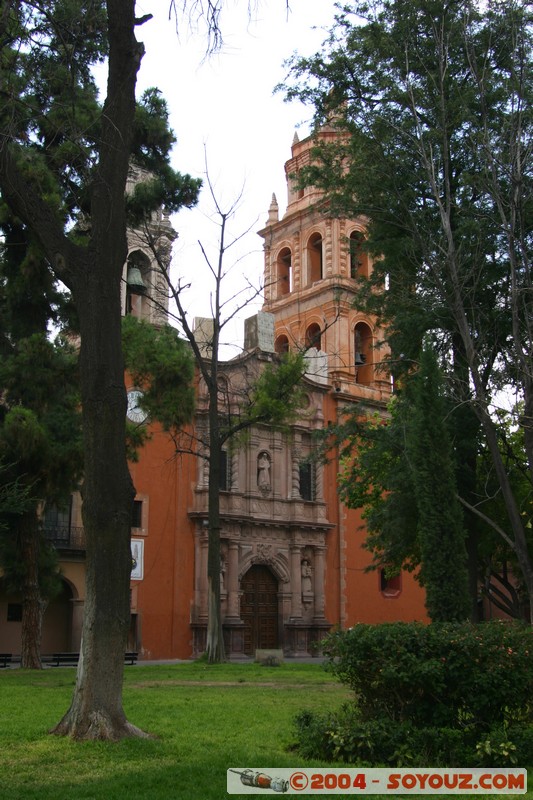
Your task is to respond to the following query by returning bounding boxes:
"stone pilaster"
[226,541,240,619]
[313,546,326,620]
[290,543,303,619]
[194,525,209,619]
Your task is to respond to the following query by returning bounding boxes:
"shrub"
[294,707,472,766]
[322,620,533,729]
[475,725,533,767]
[293,621,533,766]
[294,710,533,767]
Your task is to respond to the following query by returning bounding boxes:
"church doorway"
[240,565,279,655]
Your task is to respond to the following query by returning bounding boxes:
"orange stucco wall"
[128,424,196,659]
[320,393,429,630]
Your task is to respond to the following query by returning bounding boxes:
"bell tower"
[259,131,391,403]
[121,164,177,326]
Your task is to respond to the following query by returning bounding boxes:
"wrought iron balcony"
[43,525,86,551]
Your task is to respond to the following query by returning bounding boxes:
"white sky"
[132,0,338,355]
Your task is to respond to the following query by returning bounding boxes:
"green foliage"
[295,707,469,766]
[0,334,82,498]
[337,348,471,621]
[0,515,62,600]
[126,89,201,226]
[294,621,533,766]
[0,204,81,617]
[295,708,533,767]
[282,0,533,609]
[1,5,199,230]
[121,316,195,437]
[246,351,307,429]
[0,465,31,535]
[323,621,533,728]
[338,398,421,575]
[0,216,71,340]
[406,347,470,621]
[0,0,107,219]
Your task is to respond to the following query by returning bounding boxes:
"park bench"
[0,653,12,668]
[124,651,138,665]
[50,652,79,667]
[47,651,138,667]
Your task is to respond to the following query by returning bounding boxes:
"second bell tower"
[259,130,391,403]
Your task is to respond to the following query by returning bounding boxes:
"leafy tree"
[0,214,82,668]
[121,314,196,453]
[0,0,199,738]
[0,341,82,667]
[283,0,533,618]
[0,464,31,537]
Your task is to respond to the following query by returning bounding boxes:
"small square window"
[380,570,401,597]
[7,603,22,622]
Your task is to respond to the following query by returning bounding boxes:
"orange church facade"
[0,135,429,661]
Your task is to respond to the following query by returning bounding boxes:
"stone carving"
[301,558,314,607]
[257,451,271,493]
[256,543,273,562]
[301,559,312,594]
[220,553,226,593]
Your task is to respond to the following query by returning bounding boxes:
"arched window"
[307,232,323,284]
[354,321,373,385]
[275,335,290,354]
[276,247,292,297]
[305,323,322,351]
[349,231,369,279]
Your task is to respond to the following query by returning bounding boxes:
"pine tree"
[0,217,82,668]
[0,1,199,737]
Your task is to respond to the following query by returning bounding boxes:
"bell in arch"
[126,263,146,294]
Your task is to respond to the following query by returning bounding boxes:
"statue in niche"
[301,559,313,597]
[220,553,226,593]
[257,451,271,492]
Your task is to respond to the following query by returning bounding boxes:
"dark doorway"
[240,565,279,655]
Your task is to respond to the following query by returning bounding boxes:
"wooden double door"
[241,565,279,655]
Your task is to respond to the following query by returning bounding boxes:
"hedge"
[294,621,533,766]
[323,620,533,728]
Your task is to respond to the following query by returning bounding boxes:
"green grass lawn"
[0,661,348,799]
[0,661,530,799]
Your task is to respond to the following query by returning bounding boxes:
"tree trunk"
[50,0,148,738]
[205,481,225,662]
[50,259,146,739]
[0,0,146,735]
[205,375,226,663]
[19,512,43,670]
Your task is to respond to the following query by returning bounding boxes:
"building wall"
[0,137,432,661]
[127,423,196,660]
[320,392,428,629]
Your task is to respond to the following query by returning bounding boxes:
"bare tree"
[134,169,310,661]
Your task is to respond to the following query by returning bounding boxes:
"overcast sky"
[132,1,338,354]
